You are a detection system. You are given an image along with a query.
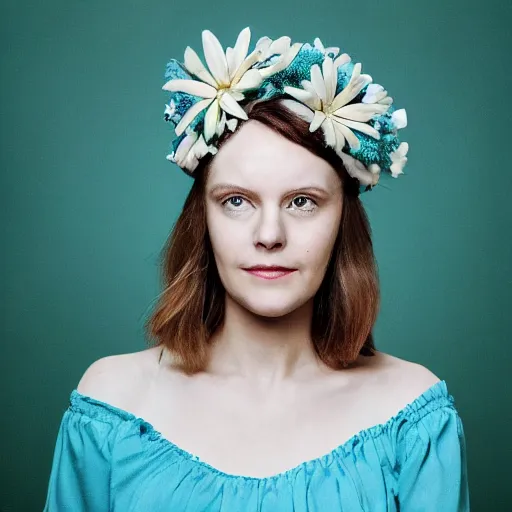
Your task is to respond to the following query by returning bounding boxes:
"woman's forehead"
[208,121,339,191]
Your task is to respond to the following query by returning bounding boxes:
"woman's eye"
[221,195,317,213]
[290,196,317,210]
[222,196,246,208]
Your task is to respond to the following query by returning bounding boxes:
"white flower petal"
[175,131,198,164]
[162,79,217,99]
[390,160,406,178]
[255,36,273,61]
[204,100,220,142]
[226,47,236,79]
[175,98,214,136]
[333,120,361,150]
[334,102,389,122]
[184,46,218,89]
[269,36,291,55]
[332,122,346,153]
[164,101,176,117]
[216,111,227,137]
[300,79,313,92]
[399,141,409,156]
[191,135,209,159]
[301,80,322,110]
[229,90,245,101]
[369,163,381,175]
[280,99,315,122]
[231,68,263,91]
[391,109,408,129]
[300,80,322,110]
[314,38,339,57]
[255,36,272,53]
[219,92,249,120]
[183,152,200,173]
[310,64,326,103]
[322,57,336,105]
[259,42,302,78]
[193,134,218,159]
[322,118,337,147]
[333,53,351,68]
[339,152,376,186]
[231,49,262,86]
[229,27,251,80]
[226,118,238,131]
[365,83,384,94]
[370,90,390,104]
[330,63,372,111]
[202,30,230,86]
[310,110,326,132]
[314,37,325,52]
[336,118,381,139]
[284,86,318,110]
[389,142,409,177]
[362,83,384,103]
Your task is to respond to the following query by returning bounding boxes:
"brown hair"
[145,100,379,374]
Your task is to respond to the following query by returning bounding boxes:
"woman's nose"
[253,207,286,250]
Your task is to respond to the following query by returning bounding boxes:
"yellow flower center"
[216,86,230,98]
[324,104,334,116]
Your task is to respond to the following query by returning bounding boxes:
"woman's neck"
[206,296,326,384]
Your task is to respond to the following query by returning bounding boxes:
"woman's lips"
[243,269,297,280]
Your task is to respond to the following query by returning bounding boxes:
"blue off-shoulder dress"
[43,379,470,511]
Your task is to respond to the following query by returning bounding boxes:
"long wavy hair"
[145,100,380,374]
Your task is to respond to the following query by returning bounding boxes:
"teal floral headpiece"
[162,27,409,194]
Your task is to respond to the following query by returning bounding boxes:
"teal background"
[1,0,510,510]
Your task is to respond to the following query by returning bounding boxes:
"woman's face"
[205,120,343,318]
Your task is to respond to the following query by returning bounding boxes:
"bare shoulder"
[76,345,163,408]
[373,351,441,385]
[361,350,443,411]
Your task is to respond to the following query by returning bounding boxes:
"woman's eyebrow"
[208,183,252,196]
[208,183,331,197]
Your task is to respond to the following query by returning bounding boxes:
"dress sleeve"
[43,408,115,512]
[396,403,470,511]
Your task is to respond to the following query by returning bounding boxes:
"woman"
[44,28,470,510]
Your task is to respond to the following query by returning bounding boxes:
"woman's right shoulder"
[76,346,163,411]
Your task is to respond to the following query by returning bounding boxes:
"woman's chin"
[237,296,309,319]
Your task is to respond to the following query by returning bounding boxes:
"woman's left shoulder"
[365,351,446,413]
[379,351,441,386]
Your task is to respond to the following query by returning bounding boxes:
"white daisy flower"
[282,56,391,155]
[162,27,266,142]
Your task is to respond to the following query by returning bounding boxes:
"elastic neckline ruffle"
[68,379,455,484]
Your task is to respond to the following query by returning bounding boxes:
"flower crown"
[162,27,409,194]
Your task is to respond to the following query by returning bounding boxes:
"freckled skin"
[205,120,343,318]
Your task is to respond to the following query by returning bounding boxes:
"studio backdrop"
[1,0,511,510]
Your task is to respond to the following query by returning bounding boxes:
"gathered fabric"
[44,379,470,511]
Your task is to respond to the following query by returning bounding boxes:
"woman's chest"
[132,376,395,480]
